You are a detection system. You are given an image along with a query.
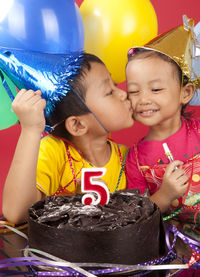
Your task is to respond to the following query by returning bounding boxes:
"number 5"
[81,168,110,206]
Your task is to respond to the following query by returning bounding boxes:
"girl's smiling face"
[126,56,183,128]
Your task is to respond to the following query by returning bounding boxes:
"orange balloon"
[80,0,158,83]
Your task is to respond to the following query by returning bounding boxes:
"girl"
[125,46,200,240]
[3,52,133,224]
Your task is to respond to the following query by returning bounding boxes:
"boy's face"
[126,56,182,127]
[84,62,134,133]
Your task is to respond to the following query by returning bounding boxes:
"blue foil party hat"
[0,47,84,118]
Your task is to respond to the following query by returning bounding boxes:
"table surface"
[0,222,197,277]
[0,224,28,276]
[1,228,27,256]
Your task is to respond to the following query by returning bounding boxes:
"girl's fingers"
[181,183,188,195]
[172,168,187,179]
[165,160,183,176]
[176,175,189,186]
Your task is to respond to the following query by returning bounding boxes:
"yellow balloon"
[80,0,158,83]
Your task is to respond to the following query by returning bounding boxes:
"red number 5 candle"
[81,168,110,206]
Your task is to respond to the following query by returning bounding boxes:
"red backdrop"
[0,0,200,212]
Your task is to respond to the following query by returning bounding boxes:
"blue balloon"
[189,22,200,105]
[0,0,84,53]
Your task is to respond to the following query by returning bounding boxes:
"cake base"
[28,190,166,266]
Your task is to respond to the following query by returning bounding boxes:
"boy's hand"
[12,89,46,133]
[160,160,188,203]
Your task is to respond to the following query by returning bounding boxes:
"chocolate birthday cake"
[28,189,166,265]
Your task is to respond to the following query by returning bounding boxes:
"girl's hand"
[12,89,46,133]
[160,160,188,203]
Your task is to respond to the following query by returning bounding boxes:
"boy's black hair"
[46,53,104,139]
[127,48,190,117]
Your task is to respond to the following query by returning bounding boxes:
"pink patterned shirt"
[126,117,200,195]
[126,118,200,239]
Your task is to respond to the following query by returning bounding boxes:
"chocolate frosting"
[29,189,155,231]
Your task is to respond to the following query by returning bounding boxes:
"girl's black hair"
[127,48,190,117]
[46,53,104,139]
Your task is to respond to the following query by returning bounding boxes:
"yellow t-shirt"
[36,135,128,196]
